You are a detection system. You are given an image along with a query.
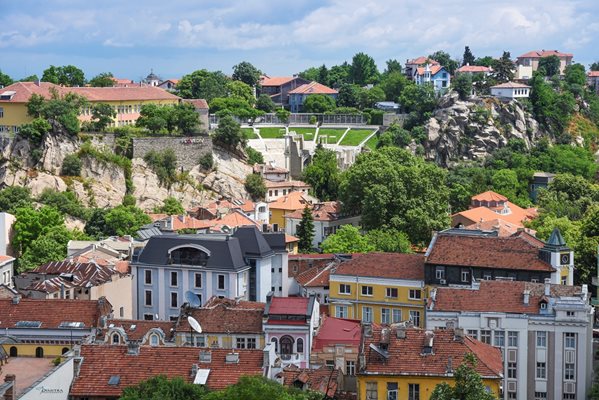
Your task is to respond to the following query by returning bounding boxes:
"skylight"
[59,321,85,329]
[108,375,120,385]
[15,321,41,328]
[194,369,210,385]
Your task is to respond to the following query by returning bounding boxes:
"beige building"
[515,49,574,79]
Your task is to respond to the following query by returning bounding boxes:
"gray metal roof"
[232,226,274,258]
[262,232,286,252]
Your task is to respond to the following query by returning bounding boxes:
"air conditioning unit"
[439,279,447,285]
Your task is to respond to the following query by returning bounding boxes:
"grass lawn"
[317,128,347,145]
[241,128,259,139]
[364,133,379,150]
[339,129,376,146]
[289,127,317,141]
[258,127,287,138]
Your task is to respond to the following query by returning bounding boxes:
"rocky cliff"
[422,93,547,167]
[0,132,252,212]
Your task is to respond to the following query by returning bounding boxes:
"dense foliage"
[296,206,315,253]
[302,147,340,201]
[244,174,266,201]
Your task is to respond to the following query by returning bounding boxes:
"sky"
[1,0,598,81]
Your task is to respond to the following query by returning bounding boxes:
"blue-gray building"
[131,227,289,321]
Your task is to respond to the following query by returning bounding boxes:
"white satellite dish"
[188,316,202,333]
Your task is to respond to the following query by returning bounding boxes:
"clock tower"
[539,227,574,285]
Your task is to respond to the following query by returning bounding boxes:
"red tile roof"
[269,191,312,211]
[295,264,332,287]
[260,76,296,86]
[517,50,573,59]
[588,71,599,77]
[285,201,343,222]
[426,233,554,272]
[280,366,338,397]
[456,65,492,73]
[464,218,534,237]
[288,82,338,95]
[105,319,176,341]
[0,255,14,264]
[176,297,265,334]
[285,234,299,243]
[362,326,503,379]
[431,280,582,314]
[312,316,361,351]
[184,99,209,109]
[0,298,108,329]
[332,253,425,280]
[416,64,444,76]
[268,296,310,315]
[70,345,264,397]
[0,81,180,103]
[407,57,440,65]
[264,180,310,189]
[471,191,507,202]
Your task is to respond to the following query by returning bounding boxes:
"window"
[325,360,335,367]
[536,331,547,348]
[566,311,575,317]
[381,308,390,324]
[247,338,256,349]
[112,333,120,344]
[387,382,398,400]
[564,363,575,380]
[144,270,152,285]
[362,306,373,323]
[170,271,178,286]
[170,292,178,308]
[461,269,470,282]
[480,330,491,344]
[144,290,152,306]
[536,362,546,379]
[392,309,401,323]
[534,392,547,400]
[508,393,517,399]
[361,286,373,296]
[409,310,420,327]
[143,314,154,321]
[467,329,478,339]
[508,331,518,347]
[271,337,278,352]
[336,305,348,318]
[297,338,304,353]
[565,333,576,349]
[236,337,247,349]
[194,273,202,288]
[386,287,398,298]
[217,274,226,290]
[540,302,547,310]
[274,190,278,196]
[408,383,420,400]
[280,336,293,355]
[409,289,422,300]
[170,247,208,266]
[563,395,576,400]
[507,362,517,378]
[340,284,351,295]
[119,307,124,318]
[366,382,378,400]
[0,107,4,118]
[346,360,356,375]
[150,334,159,346]
[435,267,445,280]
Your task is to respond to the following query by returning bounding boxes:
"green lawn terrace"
[245,126,379,147]
[337,129,376,146]
[241,128,259,139]
[288,127,317,141]
[315,128,346,145]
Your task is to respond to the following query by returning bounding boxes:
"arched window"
[112,333,121,344]
[280,336,294,355]
[35,347,44,358]
[170,247,209,266]
[150,334,159,347]
[296,338,304,353]
[61,347,69,355]
[270,337,278,352]
[9,346,17,357]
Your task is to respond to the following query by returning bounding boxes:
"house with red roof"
[294,261,333,310]
[158,78,179,91]
[414,63,451,92]
[258,75,310,108]
[588,70,599,94]
[263,294,320,368]
[456,64,493,76]
[516,49,574,78]
[404,57,439,80]
[490,81,531,99]
[288,82,339,113]
[427,280,593,400]
[358,325,503,400]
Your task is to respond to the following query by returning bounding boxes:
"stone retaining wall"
[132,135,213,169]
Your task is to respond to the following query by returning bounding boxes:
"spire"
[546,228,566,247]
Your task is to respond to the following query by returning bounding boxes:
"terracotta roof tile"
[70,345,264,396]
[0,255,14,264]
[260,76,296,86]
[471,191,507,202]
[517,50,573,58]
[264,180,310,189]
[588,71,599,77]
[288,82,338,95]
[312,316,361,351]
[456,65,492,73]
[295,264,332,287]
[176,297,265,334]
[426,233,554,272]
[285,201,342,222]
[416,64,444,76]
[407,57,440,65]
[464,218,535,237]
[491,82,531,89]
[280,366,338,397]
[269,191,312,211]
[362,326,503,379]
[184,99,209,109]
[105,319,176,341]
[333,253,425,280]
[268,296,310,315]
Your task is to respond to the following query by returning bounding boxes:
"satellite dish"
[188,316,202,334]
[185,291,202,308]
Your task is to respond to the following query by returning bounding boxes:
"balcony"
[279,353,303,367]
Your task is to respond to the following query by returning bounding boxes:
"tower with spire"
[539,227,574,285]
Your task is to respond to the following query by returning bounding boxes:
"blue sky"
[1,0,598,81]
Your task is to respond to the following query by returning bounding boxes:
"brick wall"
[132,135,213,169]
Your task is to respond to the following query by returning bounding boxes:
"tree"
[232,61,262,87]
[359,86,385,109]
[121,375,206,400]
[564,63,586,87]
[246,147,264,165]
[349,52,380,85]
[327,62,351,88]
[19,74,39,82]
[26,90,87,135]
[227,80,255,104]
[256,94,275,112]
[18,118,52,146]
[177,70,229,101]
[337,84,362,108]
[136,104,168,134]
[365,229,411,252]
[302,94,336,113]
[302,147,340,201]
[275,109,291,124]
[453,73,472,100]
[462,46,476,66]
[429,51,459,74]
[296,206,315,252]
[321,225,374,253]
[0,70,13,87]
[384,59,402,75]
[204,375,316,400]
[591,62,599,71]
[245,174,266,201]
[12,206,64,256]
[103,205,152,236]
[61,154,82,176]
[38,189,89,220]
[339,147,450,245]
[144,149,178,188]
[88,72,115,87]
[376,122,411,148]
[0,187,33,213]
[380,72,411,102]
[474,56,495,67]
[19,225,87,271]
[492,51,514,83]
[42,65,85,86]
[213,115,246,148]
[90,103,116,131]
[430,353,496,400]
[84,208,109,238]
[538,55,561,77]
[154,197,185,215]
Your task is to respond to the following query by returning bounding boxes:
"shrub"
[309,115,317,125]
[244,173,266,201]
[198,153,214,171]
[144,149,178,188]
[246,147,264,165]
[61,154,82,176]
[122,194,136,207]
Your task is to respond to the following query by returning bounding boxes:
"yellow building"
[358,325,503,400]
[0,81,180,133]
[328,253,427,328]
[269,190,313,231]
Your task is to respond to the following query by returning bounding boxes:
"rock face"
[423,93,547,167]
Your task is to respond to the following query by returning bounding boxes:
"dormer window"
[169,245,210,266]
[150,334,159,346]
[112,333,121,344]
[540,302,547,310]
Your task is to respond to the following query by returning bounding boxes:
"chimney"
[523,289,530,305]
[544,278,551,296]
[3,374,15,400]
[35,79,41,87]
[454,328,465,342]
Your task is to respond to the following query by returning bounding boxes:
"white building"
[0,212,15,256]
[490,82,531,99]
[427,280,594,400]
[0,255,15,288]
[588,71,599,94]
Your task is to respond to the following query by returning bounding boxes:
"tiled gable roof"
[295,263,332,287]
[332,253,425,281]
[457,65,492,73]
[407,57,440,65]
[105,319,176,341]
[267,296,310,316]
[312,316,361,350]
[280,366,338,397]
[288,81,338,95]
[264,179,310,189]
[176,297,265,334]
[69,345,264,397]
[416,64,444,76]
[269,191,312,211]
[0,298,106,329]
[362,326,503,379]
[472,190,507,202]
[426,233,554,272]
[588,71,599,77]
[491,82,531,89]
[464,218,536,237]
[260,76,296,86]
[285,201,342,222]
[184,99,209,109]
[517,50,573,59]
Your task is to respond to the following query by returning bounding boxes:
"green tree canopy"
[430,353,497,400]
[302,147,340,201]
[27,90,88,135]
[256,94,275,112]
[384,59,402,75]
[19,225,88,271]
[232,61,262,87]
[349,52,380,85]
[0,186,33,213]
[89,103,116,131]
[88,72,115,87]
[327,62,351,88]
[492,51,514,83]
[379,71,412,102]
[296,206,315,253]
[365,229,412,253]
[12,205,64,256]
[154,197,185,215]
[204,375,318,400]
[177,69,229,101]
[337,84,362,108]
[453,73,473,101]
[303,94,336,113]
[38,188,89,220]
[321,225,374,253]
[564,63,586,87]
[462,46,476,66]
[227,80,255,104]
[429,50,459,74]
[538,55,561,76]
[0,70,13,87]
[213,115,246,148]
[120,375,206,400]
[103,205,152,236]
[340,147,450,245]
[42,65,85,86]
[245,174,266,201]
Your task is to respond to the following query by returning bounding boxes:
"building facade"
[516,50,574,76]
[490,82,531,99]
[288,82,339,113]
